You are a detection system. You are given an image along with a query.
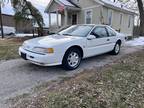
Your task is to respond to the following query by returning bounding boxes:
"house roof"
[58,0,75,7]
[45,0,81,12]
[54,0,80,7]
[46,0,136,15]
[100,0,136,15]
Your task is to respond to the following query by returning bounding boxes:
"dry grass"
[9,50,144,108]
[0,37,32,60]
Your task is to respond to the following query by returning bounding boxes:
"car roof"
[76,24,110,27]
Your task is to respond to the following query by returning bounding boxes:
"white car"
[19,24,126,70]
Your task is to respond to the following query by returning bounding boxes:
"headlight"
[32,47,54,54]
[22,41,29,49]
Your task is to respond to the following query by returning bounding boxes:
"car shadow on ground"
[22,52,113,74]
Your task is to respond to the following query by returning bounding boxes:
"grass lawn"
[9,50,144,108]
[0,37,31,60]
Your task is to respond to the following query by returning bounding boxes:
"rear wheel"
[62,48,82,70]
[111,42,121,55]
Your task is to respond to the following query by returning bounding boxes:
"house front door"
[72,14,77,25]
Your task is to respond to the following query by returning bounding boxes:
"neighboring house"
[45,0,136,36]
[1,14,33,34]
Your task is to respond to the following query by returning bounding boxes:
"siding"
[102,6,134,36]
[77,0,134,36]
[2,14,33,33]
[78,0,101,24]
[78,0,99,8]
[2,14,15,27]
[15,20,33,33]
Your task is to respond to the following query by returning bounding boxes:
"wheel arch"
[116,39,122,45]
[64,45,84,58]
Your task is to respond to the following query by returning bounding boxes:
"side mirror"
[87,35,96,40]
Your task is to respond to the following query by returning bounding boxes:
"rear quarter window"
[107,27,116,37]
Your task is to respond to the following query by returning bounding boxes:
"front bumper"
[19,47,62,66]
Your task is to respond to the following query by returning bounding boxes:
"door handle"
[107,39,110,41]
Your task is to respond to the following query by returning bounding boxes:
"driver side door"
[85,26,111,57]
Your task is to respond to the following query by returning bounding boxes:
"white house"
[45,0,136,36]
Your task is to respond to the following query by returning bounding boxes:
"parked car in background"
[0,26,15,35]
[19,24,126,70]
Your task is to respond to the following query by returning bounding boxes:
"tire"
[62,48,82,70]
[111,42,121,55]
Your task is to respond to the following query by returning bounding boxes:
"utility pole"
[0,4,4,38]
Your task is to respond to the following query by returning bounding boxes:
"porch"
[45,0,81,33]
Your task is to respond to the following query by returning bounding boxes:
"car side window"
[91,27,108,38]
[107,27,116,36]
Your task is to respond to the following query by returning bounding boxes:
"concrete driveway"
[0,45,143,107]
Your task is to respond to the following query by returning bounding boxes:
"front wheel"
[62,48,82,70]
[111,43,121,55]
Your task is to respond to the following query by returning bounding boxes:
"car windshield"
[59,25,94,37]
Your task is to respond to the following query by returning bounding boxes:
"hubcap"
[115,44,120,53]
[67,52,80,68]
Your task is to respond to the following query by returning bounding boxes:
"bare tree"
[12,0,44,36]
[137,0,144,35]
[0,3,4,38]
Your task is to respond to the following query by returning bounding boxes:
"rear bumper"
[19,47,62,66]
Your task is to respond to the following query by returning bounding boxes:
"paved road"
[0,45,143,107]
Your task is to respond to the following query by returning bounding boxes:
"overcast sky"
[28,0,51,27]
[28,0,50,7]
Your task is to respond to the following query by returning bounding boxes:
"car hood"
[25,34,83,47]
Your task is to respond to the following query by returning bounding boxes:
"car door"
[85,26,111,57]
[106,26,117,50]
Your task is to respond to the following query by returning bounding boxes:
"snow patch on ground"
[15,33,38,37]
[126,37,144,46]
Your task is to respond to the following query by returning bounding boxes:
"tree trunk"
[24,0,43,36]
[0,5,4,38]
[137,0,144,36]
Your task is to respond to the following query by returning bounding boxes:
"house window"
[108,10,113,25]
[120,14,123,25]
[128,15,131,28]
[85,9,92,24]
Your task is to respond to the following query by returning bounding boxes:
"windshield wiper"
[57,33,61,35]
[62,33,73,36]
